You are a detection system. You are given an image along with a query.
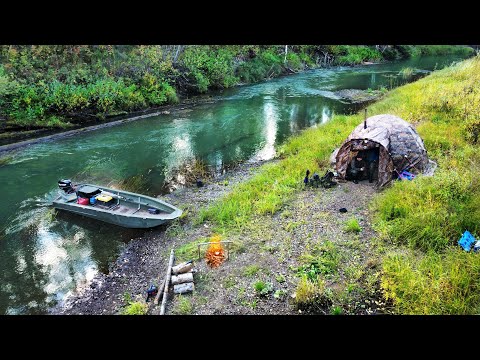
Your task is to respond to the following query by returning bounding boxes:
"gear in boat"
[59,180,116,208]
[53,179,182,228]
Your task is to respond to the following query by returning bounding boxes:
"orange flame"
[205,234,225,268]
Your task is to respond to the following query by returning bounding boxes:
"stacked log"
[172,261,195,294]
[156,257,196,314]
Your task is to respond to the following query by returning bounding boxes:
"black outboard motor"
[58,179,74,193]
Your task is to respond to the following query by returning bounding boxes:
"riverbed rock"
[334,89,384,103]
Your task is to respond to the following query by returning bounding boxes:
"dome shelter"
[334,114,429,187]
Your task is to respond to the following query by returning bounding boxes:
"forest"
[0,45,473,130]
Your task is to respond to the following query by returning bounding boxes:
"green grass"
[121,301,148,315]
[381,249,480,314]
[243,264,261,277]
[370,56,480,313]
[274,289,287,300]
[254,281,273,296]
[344,218,362,233]
[198,115,359,231]
[175,238,206,262]
[223,275,236,289]
[294,275,331,311]
[298,240,340,278]
[330,305,343,315]
[172,295,194,315]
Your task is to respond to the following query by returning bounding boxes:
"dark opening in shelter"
[331,114,429,187]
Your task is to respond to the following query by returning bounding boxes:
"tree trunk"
[174,282,194,294]
[173,45,184,64]
[284,45,288,64]
[171,273,194,285]
[172,261,194,275]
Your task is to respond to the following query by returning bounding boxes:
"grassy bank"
[198,55,480,314]
[0,45,474,130]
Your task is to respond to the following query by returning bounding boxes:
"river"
[0,55,467,314]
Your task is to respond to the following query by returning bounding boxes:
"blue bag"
[458,230,477,251]
[399,170,415,181]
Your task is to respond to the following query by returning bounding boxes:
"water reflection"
[252,100,279,161]
[321,106,333,124]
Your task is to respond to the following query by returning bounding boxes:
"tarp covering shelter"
[334,114,429,187]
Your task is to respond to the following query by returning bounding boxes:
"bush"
[335,46,382,65]
[254,281,273,296]
[121,301,148,315]
[180,46,238,92]
[294,275,330,311]
[286,52,303,70]
[344,218,362,233]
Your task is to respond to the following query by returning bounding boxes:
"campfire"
[205,235,225,268]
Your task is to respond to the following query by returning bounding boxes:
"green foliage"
[175,238,206,262]
[297,240,340,278]
[235,47,283,84]
[1,45,472,129]
[273,289,287,300]
[121,301,148,315]
[344,218,362,233]
[294,275,330,310]
[275,273,286,283]
[286,52,303,70]
[334,46,383,65]
[416,45,475,57]
[381,249,480,314]
[243,264,261,277]
[172,295,194,315]
[373,169,479,251]
[464,118,480,144]
[371,58,480,253]
[180,46,238,92]
[392,45,474,59]
[254,281,273,296]
[365,56,480,313]
[330,305,343,315]
[223,275,236,289]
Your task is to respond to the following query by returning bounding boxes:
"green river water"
[0,55,467,314]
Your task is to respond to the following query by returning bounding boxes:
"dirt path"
[53,161,389,315]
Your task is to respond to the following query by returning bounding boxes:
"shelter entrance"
[333,114,429,187]
[345,142,380,183]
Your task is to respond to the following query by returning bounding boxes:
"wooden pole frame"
[196,241,233,261]
[160,248,175,315]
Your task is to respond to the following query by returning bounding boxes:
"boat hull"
[52,184,182,229]
[52,201,169,228]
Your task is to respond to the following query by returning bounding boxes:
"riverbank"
[1,45,474,140]
[54,54,480,315]
[53,159,386,315]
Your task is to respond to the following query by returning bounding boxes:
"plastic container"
[474,240,480,253]
[458,230,477,251]
[77,197,89,205]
